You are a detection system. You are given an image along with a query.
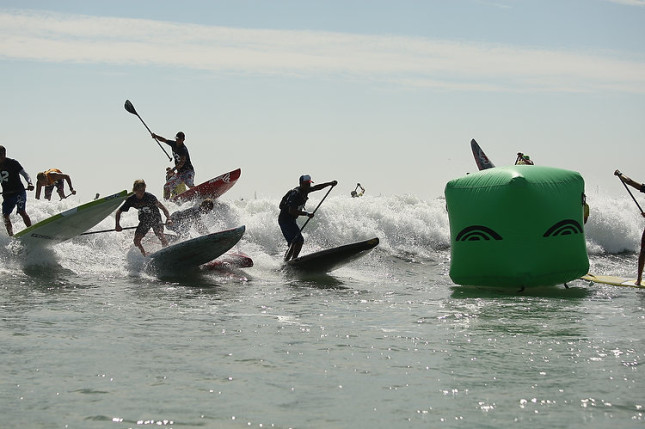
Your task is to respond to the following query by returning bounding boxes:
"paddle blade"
[124,100,137,115]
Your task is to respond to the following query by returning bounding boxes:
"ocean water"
[0,190,643,428]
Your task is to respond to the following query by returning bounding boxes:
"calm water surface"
[1,254,643,429]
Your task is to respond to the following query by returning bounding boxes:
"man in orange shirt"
[35,168,76,201]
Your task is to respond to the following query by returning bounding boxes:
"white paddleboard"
[14,191,129,248]
[581,274,644,289]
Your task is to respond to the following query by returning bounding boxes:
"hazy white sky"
[1,0,644,201]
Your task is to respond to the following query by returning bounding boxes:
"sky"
[1,0,644,202]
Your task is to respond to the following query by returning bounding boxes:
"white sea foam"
[1,189,643,276]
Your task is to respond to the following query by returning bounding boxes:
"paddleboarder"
[115,179,172,256]
[0,145,34,236]
[515,152,534,165]
[151,131,195,200]
[614,170,645,286]
[35,168,76,201]
[351,183,365,198]
[279,174,337,261]
[167,198,214,238]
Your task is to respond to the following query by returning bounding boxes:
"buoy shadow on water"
[449,284,592,299]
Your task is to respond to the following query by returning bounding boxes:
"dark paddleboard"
[285,237,379,274]
[148,225,245,272]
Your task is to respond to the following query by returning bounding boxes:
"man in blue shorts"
[278,174,337,261]
[615,170,645,286]
[0,145,34,236]
[151,131,195,200]
[115,179,172,256]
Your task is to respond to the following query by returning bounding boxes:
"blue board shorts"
[2,190,27,215]
[279,218,303,245]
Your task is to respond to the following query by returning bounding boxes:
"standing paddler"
[614,170,645,286]
[115,179,172,256]
[151,131,195,200]
[0,145,34,236]
[278,174,337,261]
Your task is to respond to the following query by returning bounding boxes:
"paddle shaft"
[81,226,137,235]
[124,100,173,161]
[299,184,335,233]
[618,175,645,215]
[515,153,523,165]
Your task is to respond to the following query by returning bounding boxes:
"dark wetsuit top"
[278,187,309,245]
[165,141,194,174]
[0,158,27,197]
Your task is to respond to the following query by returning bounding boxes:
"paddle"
[615,170,645,215]
[299,184,335,234]
[83,222,174,236]
[124,100,173,161]
[515,152,523,165]
[81,226,137,236]
[284,183,336,261]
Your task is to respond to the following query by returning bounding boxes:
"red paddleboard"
[171,168,241,204]
[471,139,495,170]
[202,252,254,271]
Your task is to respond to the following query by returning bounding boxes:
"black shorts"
[136,216,163,237]
[44,180,64,199]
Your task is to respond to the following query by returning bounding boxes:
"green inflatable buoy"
[445,166,589,289]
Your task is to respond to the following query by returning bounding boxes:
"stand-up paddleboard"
[202,252,254,271]
[14,191,129,248]
[285,237,379,274]
[471,139,495,170]
[171,168,241,204]
[581,274,644,289]
[147,225,245,272]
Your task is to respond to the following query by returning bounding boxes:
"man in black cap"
[278,174,337,261]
